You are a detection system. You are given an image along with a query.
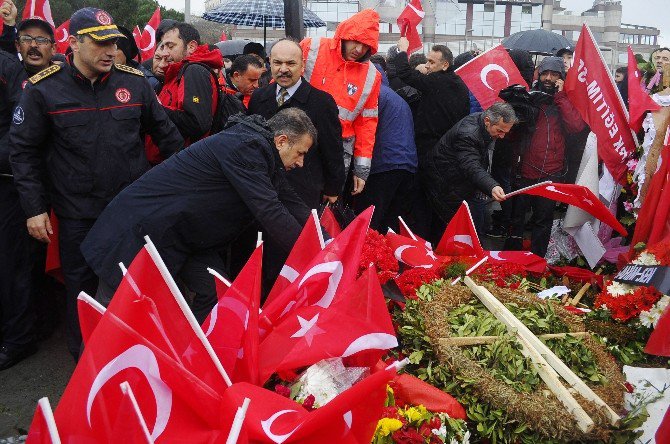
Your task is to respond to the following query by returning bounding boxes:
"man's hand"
[0,0,17,26]
[351,176,366,195]
[491,186,506,202]
[323,195,338,204]
[555,78,564,92]
[27,212,52,243]
[397,37,409,53]
[415,63,428,74]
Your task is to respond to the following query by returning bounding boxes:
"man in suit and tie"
[248,38,345,209]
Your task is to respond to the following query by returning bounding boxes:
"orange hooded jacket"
[301,9,381,180]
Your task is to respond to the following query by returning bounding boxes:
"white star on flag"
[290,314,325,346]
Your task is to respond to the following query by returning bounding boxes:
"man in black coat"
[393,37,471,243]
[81,110,315,323]
[248,38,344,208]
[424,103,517,239]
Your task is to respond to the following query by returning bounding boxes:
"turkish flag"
[54,20,70,55]
[202,243,262,385]
[54,307,224,442]
[266,210,324,305]
[21,0,54,26]
[390,373,466,419]
[455,45,528,109]
[25,398,60,444]
[630,144,670,250]
[565,24,636,185]
[435,201,485,257]
[657,406,670,443]
[220,30,227,42]
[386,232,438,269]
[139,8,161,61]
[77,292,105,346]
[644,302,670,357]
[319,205,342,237]
[627,46,661,132]
[258,266,397,383]
[111,382,154,443]
[133,25,143,56]
[548,265,604,287]
[261,207,373,335]
[507,181,628,236]
[221,364,398,443]
[486,250,547,274]
[44,210,63,283]
[107,244,231,393]
[397,0,424,55]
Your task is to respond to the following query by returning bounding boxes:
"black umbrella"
[202,0,326,47]
[502,29,573,56]
[215,40,251,58]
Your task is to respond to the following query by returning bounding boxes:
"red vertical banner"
[565,24,636,185]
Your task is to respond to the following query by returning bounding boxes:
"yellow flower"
[404,407,423,423]
[376,418,403,436]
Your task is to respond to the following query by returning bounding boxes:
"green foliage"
[392,281,644,443]
[20,0,183,28]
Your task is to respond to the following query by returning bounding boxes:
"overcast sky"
[157,0,667,45]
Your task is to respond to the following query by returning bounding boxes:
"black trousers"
[96,250,226,325]
[0,179,43,350]
[508,177,558,258]
[354,169,415,233]
[58,217,98,359]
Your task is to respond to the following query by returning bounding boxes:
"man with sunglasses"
[9,7,183,361]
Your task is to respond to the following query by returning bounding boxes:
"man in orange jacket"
[301,9,381,195]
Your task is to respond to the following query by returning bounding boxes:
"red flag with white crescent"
[627,45,661,132]
[25,398,60,444]
[385,232,438,268]
[202,243,262,385]
[260,207,373,336]
[21,0,55,26]
[112,383,154,443]
[266,210,324,305]
[54,20,70,54]
[105,245,231,393]
[507,181,628,236]
[435,201,485,258]
[139,8,161,61]
[221,362,398,443]
[565,24,635,185]
[54,303,223,442]
[396,0,424,55]
[319,205,342,237]
[258,266,397,383]
[133,25,143,56]
[77,292,105,346]
[455,44,528,109]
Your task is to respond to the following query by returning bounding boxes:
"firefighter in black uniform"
[0,13,57,370]
[9,7,184,360]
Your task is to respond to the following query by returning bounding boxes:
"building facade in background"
[203,0,659,66]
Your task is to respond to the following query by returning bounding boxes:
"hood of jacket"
[225,113,273,142]
[185,44,224,70]
[332,9,379,60]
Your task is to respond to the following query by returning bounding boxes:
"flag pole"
[312,209,326,249]
[120,382,155,443]
[225,398,251,444]
[503,180,552,199]
[143,236,233,387]
[37,398,62,444]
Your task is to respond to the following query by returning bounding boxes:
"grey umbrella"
[502,29,573,56]
[202,0,326,46]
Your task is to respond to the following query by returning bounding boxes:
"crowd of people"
[0,2,666,371]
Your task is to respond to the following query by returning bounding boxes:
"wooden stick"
[569,268,603,306]
[439,332,590,347]
[464,277,620,427]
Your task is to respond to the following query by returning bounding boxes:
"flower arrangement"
[373,387,470,444]
[360,229,400,284]
[594,241,669,323]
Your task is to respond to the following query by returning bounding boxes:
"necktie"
[277,88,289,106]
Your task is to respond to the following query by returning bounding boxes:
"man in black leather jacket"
[423,103,517,241]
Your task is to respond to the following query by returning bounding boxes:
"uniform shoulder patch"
[28,64,61,84]
[115,64,145,77]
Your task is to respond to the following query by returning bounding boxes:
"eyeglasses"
[17,35,53,46]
